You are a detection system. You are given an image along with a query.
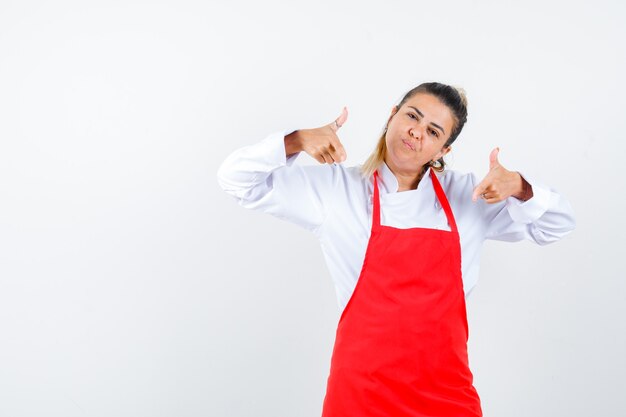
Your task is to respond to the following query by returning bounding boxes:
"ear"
[388,105,398,121]
[434,146,452,161]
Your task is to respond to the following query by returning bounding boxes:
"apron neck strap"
[428,167,458,234]
[373,170,381,228]
[372,167,458,234]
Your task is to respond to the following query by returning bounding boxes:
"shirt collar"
[377,161,431,193]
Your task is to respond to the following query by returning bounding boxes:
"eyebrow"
[407,106,446,135]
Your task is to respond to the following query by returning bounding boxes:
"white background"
[1,0,625,416]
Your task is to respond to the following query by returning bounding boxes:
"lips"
[402,139,415,151]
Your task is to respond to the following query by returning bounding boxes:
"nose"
[409,127,422,140]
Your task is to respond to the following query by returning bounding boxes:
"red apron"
[321,167,482,416]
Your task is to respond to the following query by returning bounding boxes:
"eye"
[408,112,440,138]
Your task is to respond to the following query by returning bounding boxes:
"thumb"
[489,147,500,170]
[330,106,348,132]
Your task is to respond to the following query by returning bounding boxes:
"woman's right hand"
[285,106,349,164]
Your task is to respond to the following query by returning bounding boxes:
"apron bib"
[321,167,482,417]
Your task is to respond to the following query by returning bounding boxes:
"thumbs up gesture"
[471,148,533,203]
[284,107,349,164]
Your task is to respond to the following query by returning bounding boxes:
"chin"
[390,155,418,171]
[394,148,418,163]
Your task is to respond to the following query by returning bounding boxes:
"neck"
[384,158,428,192]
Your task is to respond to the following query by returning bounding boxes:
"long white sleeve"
[216,129,335,234]
[475,171,576,245]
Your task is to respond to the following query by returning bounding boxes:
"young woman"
[217,82,576,416]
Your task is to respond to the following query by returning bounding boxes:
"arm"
[217,107,350,234]
[469,148,575,244]
[477,171,576,245]
[216,129,334,234]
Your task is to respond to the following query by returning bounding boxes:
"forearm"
[512,172,534,202]
[217,129,328,232]
[284,130,303,158]
[217,130,296,199]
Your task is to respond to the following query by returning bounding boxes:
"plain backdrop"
[1,0,625,416]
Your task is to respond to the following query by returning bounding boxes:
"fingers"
[329,139,347,163]
[324,145,346,165]
[479,190,494,201]
[473,189,495,203]
[307,140,346,164]
[321,152,334,164]
[472,181,487,202]
[473,185,506,204]
[472,179,498,203]
[482,195,500,204]
[313,148,343,165]
[323,125,347,163]
[483,193,505,204]
[312,152,332,164]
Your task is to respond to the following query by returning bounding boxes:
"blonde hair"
[359,82,468,179]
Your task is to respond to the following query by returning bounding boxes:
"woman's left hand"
[472,148,533,204]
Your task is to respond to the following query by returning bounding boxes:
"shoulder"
[294,162,369,191]
[434,169,479,202]
[435,169,477,188]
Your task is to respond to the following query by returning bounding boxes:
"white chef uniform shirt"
[217,129,576,313]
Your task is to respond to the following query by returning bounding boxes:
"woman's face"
[384,92,455,174]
